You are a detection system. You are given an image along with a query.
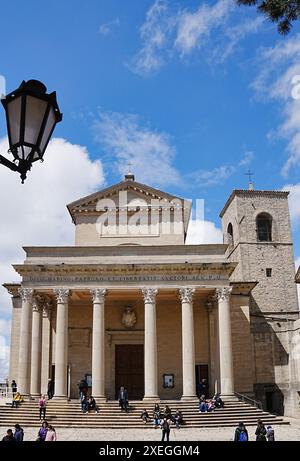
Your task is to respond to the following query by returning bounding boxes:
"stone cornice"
[219,189,289,218]
[22,243,228,258]
[13,262,237,278]
[230,281,258,295]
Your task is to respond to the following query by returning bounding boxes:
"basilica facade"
[5,174,300,416]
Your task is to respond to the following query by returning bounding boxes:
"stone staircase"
[0,398,288,429]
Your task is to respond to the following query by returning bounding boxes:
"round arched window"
[227,223,234,246]
[256,213,272,242]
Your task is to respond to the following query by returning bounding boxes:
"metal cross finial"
[127,160,133,174]
[245,169,254,190]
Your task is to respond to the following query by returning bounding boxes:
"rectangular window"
[266,268,272,277]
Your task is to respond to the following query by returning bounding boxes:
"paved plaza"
[1,419,300,441]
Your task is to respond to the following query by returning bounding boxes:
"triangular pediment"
[67,179,191,229]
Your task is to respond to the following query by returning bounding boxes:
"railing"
[0,386,17,399]
[234,392,263,410]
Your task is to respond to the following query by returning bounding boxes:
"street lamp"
[0,79,62,183]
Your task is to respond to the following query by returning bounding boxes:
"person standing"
[37,421,48,442]
[161,417,171,442]
[255,419,267,441]
[11,380,17,397]
[234,422,249,441]
[45,425,57,441]
[14,424,24,441]
[118,386,129,412]
[38,395,47,420]
[266,425,275,441]
[47,379,54,400]
[2,429,15,441]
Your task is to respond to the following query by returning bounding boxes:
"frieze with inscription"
[25,274,227,283]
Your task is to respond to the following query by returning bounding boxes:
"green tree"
[236,0,300,34]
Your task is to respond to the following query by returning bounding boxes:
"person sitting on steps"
[11,392,23,408]
[88,396,99,413]
[140,409,150,424]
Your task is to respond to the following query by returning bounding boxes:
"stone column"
[30,296,42,397]
[179,287,196,400]
[18,288,34,396]
[142,288,159,400]
[207,298,217,396]
[216,287,234,396]
[91,289,107,400]
[53,289,70,398]
[41,300,52,395]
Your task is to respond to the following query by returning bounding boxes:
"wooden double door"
[115,344,144,400]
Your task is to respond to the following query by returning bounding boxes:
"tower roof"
[219,189,289,218]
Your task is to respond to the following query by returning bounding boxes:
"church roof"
[67,176,192,232]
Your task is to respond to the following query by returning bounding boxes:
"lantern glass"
[24,95,48,147]
[39,106,56,154]
[6,96,22,146]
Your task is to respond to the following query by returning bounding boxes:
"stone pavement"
[1,420,300,441]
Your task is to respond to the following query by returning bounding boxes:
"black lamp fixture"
[0,79,62,183]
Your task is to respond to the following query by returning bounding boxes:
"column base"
[30,394,40,399]
[220,393,237,401]
[143,395,160,401]
[93,396,107,403]
[181,395,198,401]
[52,395,68,400]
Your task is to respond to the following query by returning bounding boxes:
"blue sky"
[0,0,300,377]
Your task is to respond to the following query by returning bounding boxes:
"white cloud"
[282,183,300,226]
[93,111,182,187]
[187,165,236,187]
[130,0,263,75]
[213,16,264,63]
[0,137,104,378]
[0,334,9,381]
[175,0,233,56]
[98,18,120,36]
[130,0,173,75]
[186,219,223,244]
[239,150,254,167]
[253,34,300,176]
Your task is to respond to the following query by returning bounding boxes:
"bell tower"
[220,189,299,414]
[220,189,298,314]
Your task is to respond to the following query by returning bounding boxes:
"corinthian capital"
[54,288,70,303]
[91,288,107,303]
[179,287,195,303]
[18,288,34,303]
[142,288,158,304]
[216,287,232,302]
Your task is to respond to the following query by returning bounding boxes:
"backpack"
[162,420,169,430]
[239,430,247,442]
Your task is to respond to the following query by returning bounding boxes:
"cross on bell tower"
[245,169,254,190]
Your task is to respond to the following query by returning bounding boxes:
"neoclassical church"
[4,174,300,416]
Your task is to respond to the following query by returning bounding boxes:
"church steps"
[0,399,287,429]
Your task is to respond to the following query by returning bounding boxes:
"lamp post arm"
[0,154,19,172]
